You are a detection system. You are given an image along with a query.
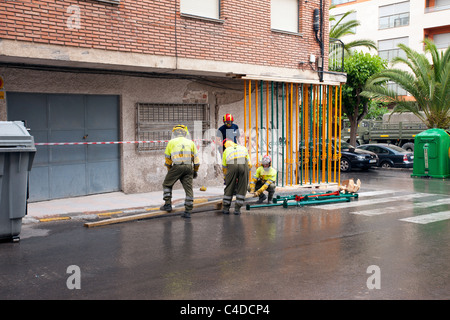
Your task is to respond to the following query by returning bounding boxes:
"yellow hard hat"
[223,139,236,149]
[172,125,189,136]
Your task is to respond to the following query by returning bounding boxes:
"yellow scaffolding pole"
[255,81,259,166]
[266,81,269,155]
[321,85,326,183]
[327,86,332,183]
[248,80,252,158]
[295,83,299,185]
[244,80,247,148]
[304,85,309,184]
[338,85,342,186]
[242,80,341,187]
[334,86,338,183]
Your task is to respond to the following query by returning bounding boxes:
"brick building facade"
[0,0,345,201]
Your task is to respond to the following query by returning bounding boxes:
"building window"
[426,0,450,12]
[387,81,408,96]
[180,0,220,20]
[136,103,210,152]
[94,0,120,4]
[433,32,450,49]
[379,1,410,30]
[331,0,356,5]
[271,0,299,34]
[378,37,409,62]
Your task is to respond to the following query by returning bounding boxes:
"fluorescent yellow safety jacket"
[249,166,277,195]
[222,144,251,175]
[164,136,200,171]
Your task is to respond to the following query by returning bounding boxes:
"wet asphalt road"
[0,169,449,301]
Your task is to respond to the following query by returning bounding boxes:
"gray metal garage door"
[7,93,120,201]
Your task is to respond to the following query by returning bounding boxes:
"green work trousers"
[223,163,249,212]
[162,164,194,212]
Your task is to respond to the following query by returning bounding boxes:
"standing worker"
[160,125,200,219]
[222,139,252,215]
[216,113,240,155]
[249,155,277,204]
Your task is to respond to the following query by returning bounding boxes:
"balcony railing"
[329,38,345,72]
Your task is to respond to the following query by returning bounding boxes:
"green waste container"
[412,128,450,179]
[0,121,36,242]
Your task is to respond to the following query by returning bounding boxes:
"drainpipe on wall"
[313,0,324,82]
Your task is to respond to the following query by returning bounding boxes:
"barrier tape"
[34,139,214,146]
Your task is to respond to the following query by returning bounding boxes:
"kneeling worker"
[249,155,277,204]
[160,125,200,219]
[222,139,252,215]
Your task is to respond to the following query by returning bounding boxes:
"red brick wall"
[0,0,329,70]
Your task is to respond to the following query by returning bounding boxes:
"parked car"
[299,141,378,172]
[339,141,379,172]
[357,144,413,168]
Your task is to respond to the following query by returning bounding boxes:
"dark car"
[339,141,379,172]
[300,141,378,172]
[357,144,413,168]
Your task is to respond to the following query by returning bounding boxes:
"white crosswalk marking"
[356,190,397,197]
[351,197,450,216]
[318,192,431,210]
[311,190,450,225]
[399,211,450,224]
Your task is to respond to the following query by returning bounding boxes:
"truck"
[341,113,428,152]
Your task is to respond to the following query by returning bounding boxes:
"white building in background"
[330,0,450,54]
[330,0,450,95]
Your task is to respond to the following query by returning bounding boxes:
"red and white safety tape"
[34,139,213,146]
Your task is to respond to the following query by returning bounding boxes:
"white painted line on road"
[399,211,450,224]
[351,197,450,216]
[414,197,450,208]
[357,190,397,197]
[318,193,431,210]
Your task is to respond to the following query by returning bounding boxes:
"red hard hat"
[262,155,272,165]
[223,114,234,122]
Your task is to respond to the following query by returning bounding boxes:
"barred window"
[136,103,210,152]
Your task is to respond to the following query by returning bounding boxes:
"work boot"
[181,211,191,219]
[160,203,172,212]
[234,208,241,215]
[256,194,267,204]
[268,193,274,204]
[222,208,230,215]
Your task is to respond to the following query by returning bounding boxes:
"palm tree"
[329,8,377,55]
[362,39,450,129]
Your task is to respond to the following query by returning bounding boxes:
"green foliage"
[342,51,387,119]
[366,101,390,120]
[362,39,450,129]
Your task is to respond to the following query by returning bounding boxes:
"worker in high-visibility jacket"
[249,155,277,204]
[222,139,252,215]
[160,125,200,219]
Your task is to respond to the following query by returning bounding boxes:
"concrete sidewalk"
[24,184,337,224]
[25,186,226,223]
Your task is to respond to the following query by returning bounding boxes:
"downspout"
[313,0,324,82]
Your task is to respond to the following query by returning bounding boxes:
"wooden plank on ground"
[84,199,223,228]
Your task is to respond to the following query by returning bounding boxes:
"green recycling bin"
[412,128,450,179]
[0,121,36,242]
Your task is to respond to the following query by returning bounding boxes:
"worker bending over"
[249,155,277,204]
[222,139,251,215]
[160,125,200,219]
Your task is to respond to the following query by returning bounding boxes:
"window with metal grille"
[136,103,210,152]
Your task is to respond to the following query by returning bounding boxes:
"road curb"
[23,184,341,224]
[23,197,222,224]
